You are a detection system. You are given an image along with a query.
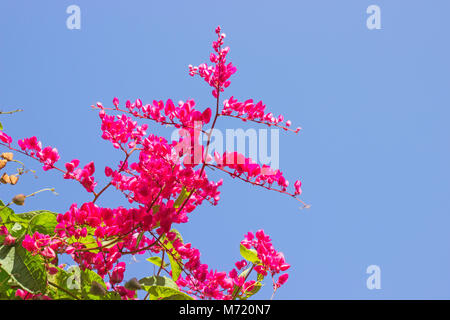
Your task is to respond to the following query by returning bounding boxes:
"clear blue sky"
[1,0,450,299]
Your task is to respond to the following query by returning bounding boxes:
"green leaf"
[135,231,145,249]
[174,187,189,209]
[146,256,169,269]
[0,243,47,294]
[0,204,59,239]
[168,255,182,282]
[139,275,178,290]
[139,275,193,300]
[16,210,52,221]
[0,286,16,299]
[28,211,58,235]
[240,281,263,300]
[0,268,12,292]
[51,267,81,300]
[9,222,26,238]
[239,244,260,264]
[161,229,184,281]
[155,287,194,300]
[239,266,251,279]
[80,268,108,300]
[0,201,14,225]
[257,271,264,282]
[52,266,116,300]
[0,122,3,130]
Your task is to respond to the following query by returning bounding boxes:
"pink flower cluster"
[15,289,51,300]
[189,26,237,97]
[22,232,59,260]
[97,98,212,134]
[0,226,16,246]
[170,229,289,299]
[18,137,60,171]
[222,96,300,132]
[241,230,290,288]
[213,151,290,191]
[99,110,148,150]
[64,160,97,193]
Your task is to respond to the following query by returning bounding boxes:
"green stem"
[48,280,80,300]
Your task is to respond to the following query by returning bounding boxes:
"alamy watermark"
[66,5,81,30]
[170,122,280,171]
[366,265,381,290]
[366,5,381,30]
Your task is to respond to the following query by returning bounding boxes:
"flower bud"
[12,194,26,206]
[124,277,142,291]
[0,160,7,169]
[89,281,107,296]
[0,173,10,184]
[9,175,18,185]
[1,152,13,161]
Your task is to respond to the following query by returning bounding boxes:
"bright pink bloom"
[113,97,120,107]
[202,108,212,124]
[0,131,12,144]
[110,262,126,284]
[294,180,302,195]
[0,226,8,235]
[41,246,56,259]
[4,234,16,245]
[277,273,289,286]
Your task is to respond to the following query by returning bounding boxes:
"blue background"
[1,0,449,299]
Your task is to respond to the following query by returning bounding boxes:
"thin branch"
[0,108,23,115]
[48,280,80,300]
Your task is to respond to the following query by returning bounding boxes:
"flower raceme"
[189,26,237,98]
[0,26,306,300]
[222,96,301,133]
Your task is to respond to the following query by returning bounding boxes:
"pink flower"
[105,166,113,177]
[235,260,247,270]
[294,180,302,195]
[113,97,120,107]
[115,286,136,300]
[242,280,256,293]
[277,273,289,286]
[110,262,126,284]
[22,234,38,253]
[0,131,12,144]
[4,234,16,246]
[202,108,212,124]
[15,289,30,300]
[47,267,59,275]
[18,136,42,153]
[0,226,8,235]
[41,247,56,259]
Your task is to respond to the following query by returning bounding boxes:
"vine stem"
[0,142,99,198]
[0,187,57,211]
[0,108,23,115]
[48,280,80,300]
[232,263,255,300]
[176,47,223,215]
[206,164,310,208]
[220,113,301,133]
